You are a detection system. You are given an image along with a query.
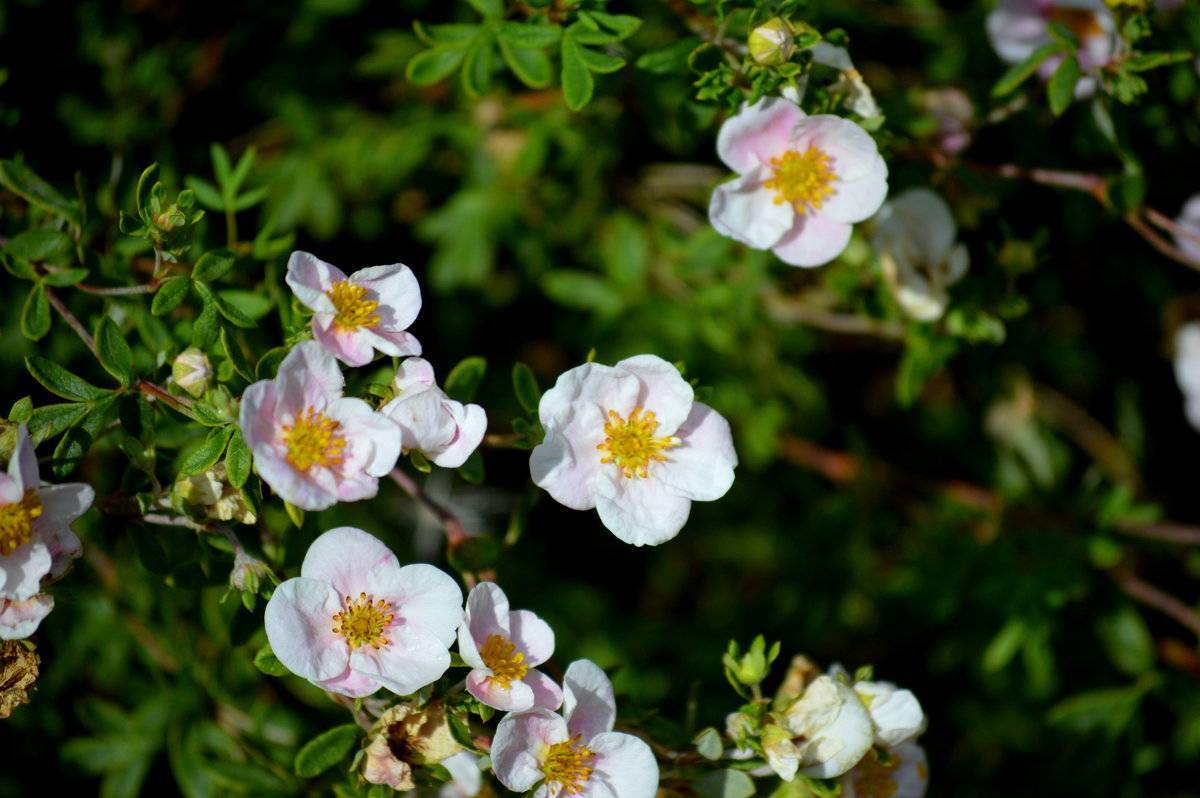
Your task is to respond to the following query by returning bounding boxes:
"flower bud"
[748,18,796,66]
[172,347,212,398]
[230,548,273,594]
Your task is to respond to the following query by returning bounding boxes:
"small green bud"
[748,18,796,66]
[172,347,212,398]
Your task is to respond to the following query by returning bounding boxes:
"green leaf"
[407,44,469,85]
[4,228,74,262]
[42,268,90,287]
[458,450,485,484]
[693,727,723,761]
[578,46,625,74]
[221,327,254,383]
[500,40,554,88]
[541,269,623,315]
[1048,55,1080,116]
[253,644,290,677]
[600,213,648,288]
[447,535,501,573]
[21,283,51,341]
[561,35,595,111]
[26,355,108,402]
[179,426,234,476]
[635,37,700,75]
[194,280,255,329]
[95,317,135,386]
[0,159,82,224]
[219,290,273,321]
[192,249,237,282]
[27,402,90,445]
[184,176,224,210]
[466,0,502,18]
[444,356,488,403]
[497,22,562,48]
[2,252,38,280]
[51,395,116,477]
[512,363,542,414]
[694,769,755,798]
[211,143,233,189]
[283,501,305,529]
[581,11,642,40]
[1096,606,1155,677]
[1047,676,1158,738]
[8,397,33,422]
[225,428,252,489]
[293,725,361,778]
[151,276,189,316]
[1125,50,1193,72]
[991,42,1063,98]
[462,31,496,97]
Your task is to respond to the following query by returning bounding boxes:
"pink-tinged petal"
[563,659,617,740]
[771,215,853,268]
[285,251,343,313]
[464,581,511,646]
[394,357,437,392]
[0,594,54,640]
[313,320,376,367]
[657,403,736,502]
[362,327,423,359]
[820,157,889,224]
[254,450,337,511]
[530,428,602,511]
[331,397,402,478]
[613,355,694,435]
[35,483,94,527]
[592,471,692,547]
[333,473,382,504]
[509,609,554,667]
[708,169,795,249]
[0,541,52,601]
[300,527,400,597]
[986,2,1047,64]
[278,341,345,407]
[795,116,883,183]
[1175,195,1200,263]
[492,709,570,792]
[525,668,564,711]
[371,563,463,648]
[349,622,451,695]
[467,668,536,711]
[537,363,639,430]
[440,752,484,798]
[318,665,382,698]
[8,424,38,491]
[717,97,806,173]
[587,732,659,798]
[239,379,278,451]
[41,525,82,581]
[353,263,422,331]
[382,391,458,457]
[432,402,487,469]
[264,576,348,683]
[0,474,20,505]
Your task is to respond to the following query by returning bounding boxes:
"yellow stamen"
[762,147,837,214]
[479,634,529,689]
[596,407,679,479]
[327,280,381,331]
[331,592,395,650]
[0,491,43,557]
[282,407,347,472]
[542,735,595,795]
[849,748,901,798]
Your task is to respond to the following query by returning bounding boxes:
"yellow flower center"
[762,147,837,214]
[0,491,43,557]
[327,280,381,331]
[542,735,595,795]
[282,407,347,472]
[331,592,395,650]
[849,748,901,798]
[479,633,529,689]
[596,407,679,479]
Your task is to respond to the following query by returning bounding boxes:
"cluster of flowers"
[734,656,929,798]
[244,251,739,546]
[265,526,658,796]
[1168,196,1200,430]
[0,425,93,639]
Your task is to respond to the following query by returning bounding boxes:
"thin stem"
[74,281,157,296]
[1144,206,1200,248]
[762,288,906,340]
[1111,569,1200,639]
[389,469,470,545]
[137,379,195,414]
[44,287,96,354]
[225,206,238,249]
[1124,213,1200,274]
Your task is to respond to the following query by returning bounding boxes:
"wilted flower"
[174,463,256,524]
[239,341,401,511]
[286,251,423,367]
[381,358,487,469]
[842,742,929,798]
[872,188,969,322]
[362,701,461,790]
[439,751,485,798]
[986,0,1115,98]
[1,424,92,606]
[172,347,213,398]
[491,659,659,798]
[772,675,875,780]
[0,595,55,642]
[1173,322,1200,431]
[458,582,561,712]
[830,665,927,747]
[530,355,737,546]
[810,43,882,119]
[264,526,462,697]
[229,547,274,595]
[919,88,973,155]
[748,18,796,66]
[1173,194,1200,263]
[0,639,40,718]
[709,97,888,267]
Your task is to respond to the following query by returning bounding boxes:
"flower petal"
[432,402,487,469]
[717,97,806,173]
[613,355,694,435]
[0,541,52,601]
[318,665,382,698]
[463,581,510,651]
[771,215,853,268]
[708,169,795,249]
[492,709,569,792]
[820,157,889,224]
[588,731,660,798]
[8,424,38,491]
[467,668,536,711]
[35,483,94,527]
[374,563,463,648]
[350,622,451,695]
[300,527,400,598]
[592,470,692,546]
[264,576,348,683]
[353,263,422,331]
[657,402,736,502]
[313,321,376,367]
[564,659,617,740]
[285,251,343,313]
[509,609,555,667]
[857,682,926,747]
[525,668,565,711]
[0,594,54,640]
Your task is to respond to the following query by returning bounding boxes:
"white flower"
[709,97,888,267]
[285,251,423,367]
[1174,194,1200,263]
[491,659,659,798]
[530,355,737,546]
[829,665,927,748]
[842,742,929,798]
[1174,322,1200,431]
[458,582,562,712]
[439,751,485,798]
[780,675,874,778]
[811,43,881,119]
[872,188,969,322]
[986,0,1115,99]
[381,358,487,469]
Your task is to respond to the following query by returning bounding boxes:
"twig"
[1111,569,1200,639]
[762,288,906,340]
[44,287,96,354]
[389,469,469,546]
[74,282,157,296]
[1144,206,1200,248]
[137,379,195,414]
[1124,213,1200,274]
